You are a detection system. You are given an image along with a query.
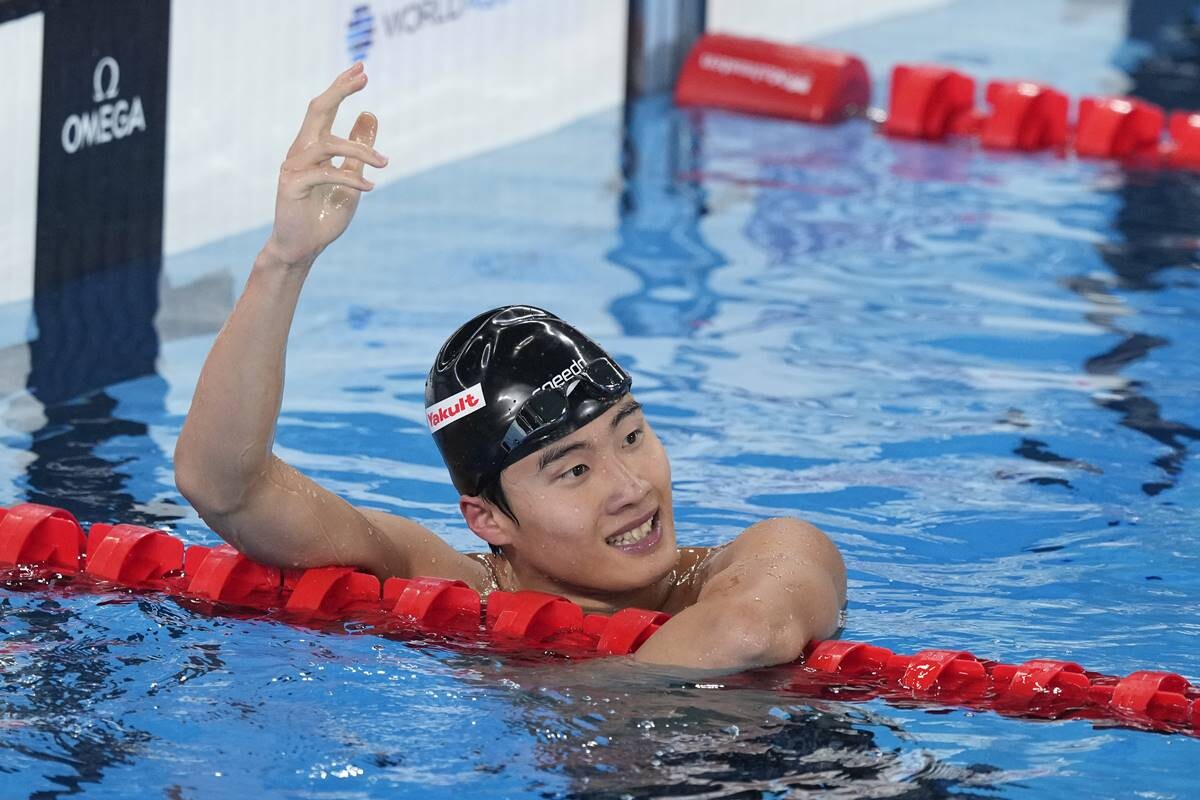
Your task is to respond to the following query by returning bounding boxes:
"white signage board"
[164,0,627,258]
[0,13,43,315]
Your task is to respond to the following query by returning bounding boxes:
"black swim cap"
[426,306,632,496]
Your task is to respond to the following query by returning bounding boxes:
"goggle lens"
[498,358,631,457]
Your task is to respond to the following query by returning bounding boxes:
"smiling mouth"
[605,511,659,547]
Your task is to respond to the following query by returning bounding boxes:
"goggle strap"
[500,421,526,454]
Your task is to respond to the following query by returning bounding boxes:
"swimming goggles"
[498,357,631,460]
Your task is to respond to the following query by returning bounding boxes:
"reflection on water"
[1083,326,1200,495]
[1082,18,1200,493]
[19,259,181,526]
[1,591,172,797]
[25,390,151,523]
[5,258,187,797]
[490,659,1007,799]
[679,93,1199,504]
[608,97,725,338]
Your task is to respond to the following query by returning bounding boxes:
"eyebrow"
[537,441,591,473]
[536,401,644,473]
[610,399,643,430]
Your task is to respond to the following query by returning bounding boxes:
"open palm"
[266,63,388,267]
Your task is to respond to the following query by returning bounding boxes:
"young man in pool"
[174,64,846,672]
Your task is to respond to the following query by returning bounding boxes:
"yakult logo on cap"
[426,383,486,432]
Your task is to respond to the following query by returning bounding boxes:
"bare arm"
[632,518,846,671]
[174,64,484,586]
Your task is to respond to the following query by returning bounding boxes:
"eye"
[560,463,589,481]
[624,428,643,446]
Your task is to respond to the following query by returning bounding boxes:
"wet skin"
[460,396,700,614]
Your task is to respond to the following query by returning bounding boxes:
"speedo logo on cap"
[537,358,587,394]
[426,384,486,432]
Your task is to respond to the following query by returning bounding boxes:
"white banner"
[164,0,626,258]
[0,12,43,317]
[707,0,951,43]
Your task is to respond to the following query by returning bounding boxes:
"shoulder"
[698,517,846,600]
[717,517,840,566]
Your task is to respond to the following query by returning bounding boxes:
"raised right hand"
[264,62,389,267]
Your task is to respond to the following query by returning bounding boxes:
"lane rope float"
[1,502,1198,736]
[674,32,1200,166]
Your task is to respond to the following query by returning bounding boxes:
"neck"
[498,551,678,614]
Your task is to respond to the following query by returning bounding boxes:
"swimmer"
[174,63,846,671]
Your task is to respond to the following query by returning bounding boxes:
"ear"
[459,494,514,548]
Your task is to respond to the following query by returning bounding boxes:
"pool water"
[5,3,1200,798]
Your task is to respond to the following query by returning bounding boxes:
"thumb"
[342,111,379,175]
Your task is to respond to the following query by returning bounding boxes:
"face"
[490,396,677,597]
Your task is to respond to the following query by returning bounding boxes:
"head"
[426,306,677,595]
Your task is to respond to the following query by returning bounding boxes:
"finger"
[339,112,380,174]
[301,132,386,171]
[290,165,375,194]
[289,63,368,154]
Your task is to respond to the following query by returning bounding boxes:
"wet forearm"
[632,598,809,671]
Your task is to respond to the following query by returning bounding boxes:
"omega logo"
[92,56,120,102]
[61,56,147,155]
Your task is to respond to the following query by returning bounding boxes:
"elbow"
[174,426,208,503]
[173,456,253,555]
[174,440,216,512]
[173,445,205,508]
[173,440,253,520]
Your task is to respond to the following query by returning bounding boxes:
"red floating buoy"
[991,658,1090,715]
[1163,111,1200,168]
[1075,96,1164,159]
[675,33,869,124]
[383,576,481,630]
[85,523,185,589]
[883,64,977,141]
[1109,670,1194,726]
[805,639,893,677]
[486,590,585,642]
[980,80,1070,151]
[0,503,87,574]
[184,544,284,609]
[286,566,382,618]
[893,649,990,698]
[593,607,672,655]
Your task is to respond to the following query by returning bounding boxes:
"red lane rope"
[674,33,1200,167]
[2,502,1197,736]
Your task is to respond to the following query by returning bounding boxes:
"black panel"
[30,0,170,404]
[0,0,43,24]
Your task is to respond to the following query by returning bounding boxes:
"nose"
[602,452,652,516]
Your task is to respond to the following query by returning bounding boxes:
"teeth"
[607,516,655,547]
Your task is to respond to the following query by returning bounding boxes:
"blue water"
[5,2,1200,797]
